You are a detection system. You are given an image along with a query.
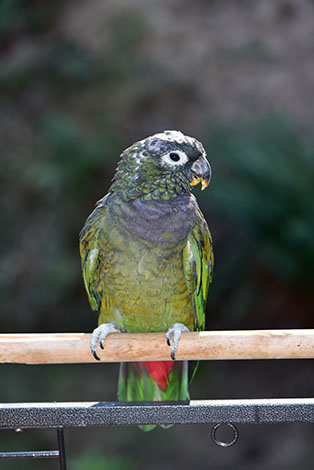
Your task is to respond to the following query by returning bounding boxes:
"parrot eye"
[161,149,188,167]
[169,152,180,161]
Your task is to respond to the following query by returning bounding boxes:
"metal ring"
[211,422,238,447]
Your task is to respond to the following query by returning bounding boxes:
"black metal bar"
[57,428,67,470]
[1,398,314,429]
[0,428,66,466]
[0,450,59,459]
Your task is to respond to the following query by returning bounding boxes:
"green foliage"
[0,0,21,37]
[1,0,314,466]
[71,451,135,470]
[26,114,118,198]
[104,12,147,81]
[206,118,314,284]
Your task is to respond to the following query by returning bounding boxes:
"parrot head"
[110,130,211,200]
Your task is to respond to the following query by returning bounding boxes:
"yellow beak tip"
[190,175,209,190]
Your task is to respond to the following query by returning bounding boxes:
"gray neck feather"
[107,194,198,246]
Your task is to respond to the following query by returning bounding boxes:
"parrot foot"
[166,323,190,360]
[90,322,121,361]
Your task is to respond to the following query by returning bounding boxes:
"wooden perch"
[0,329,314,364]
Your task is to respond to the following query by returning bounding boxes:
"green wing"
[79,196,108,312]
[183,209,213,331]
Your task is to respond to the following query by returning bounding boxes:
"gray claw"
[90,322,121,360]
[166,323,190,360]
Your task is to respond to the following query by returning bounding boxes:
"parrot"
[79,130,213,431]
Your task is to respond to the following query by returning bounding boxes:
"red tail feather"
[143,361,174,391]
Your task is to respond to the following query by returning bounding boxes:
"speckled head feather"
[110,130,211,201]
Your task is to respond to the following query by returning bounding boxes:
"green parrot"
[80,130,213,430]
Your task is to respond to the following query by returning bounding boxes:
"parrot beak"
[190,156,211,190]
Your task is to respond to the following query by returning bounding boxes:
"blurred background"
[1,0,314,468]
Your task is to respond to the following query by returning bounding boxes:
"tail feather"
[118,361,189,431]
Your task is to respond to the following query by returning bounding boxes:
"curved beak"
[190,156,211,191]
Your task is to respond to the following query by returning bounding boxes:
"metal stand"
[57,428,67,470]
[1,397,314,462]
[0,427,66,469]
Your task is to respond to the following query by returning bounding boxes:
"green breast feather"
[80,199,213,332]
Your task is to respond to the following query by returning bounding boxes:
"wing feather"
[183,210,213,331]
[79,196,108,311]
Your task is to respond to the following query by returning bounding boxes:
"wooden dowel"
[0,330,314,364]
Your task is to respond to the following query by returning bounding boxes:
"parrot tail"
[118,361,189,431]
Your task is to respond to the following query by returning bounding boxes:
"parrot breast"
[96,194,199,332]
